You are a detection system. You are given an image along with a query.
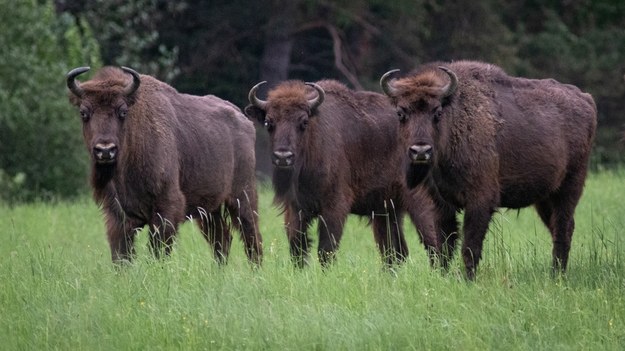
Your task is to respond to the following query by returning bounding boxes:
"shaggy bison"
[67,66,262,264]
[381,60,597,279]
[245,79,439,267]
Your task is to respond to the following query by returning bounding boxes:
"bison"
[67,66,262,264]
[380,60,597,279]
[244,79,439,267]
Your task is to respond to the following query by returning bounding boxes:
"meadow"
[0,170,623,350]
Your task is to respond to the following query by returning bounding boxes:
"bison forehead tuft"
[267,81,315,110]
[394,71,449,99]
[81,67,137,95]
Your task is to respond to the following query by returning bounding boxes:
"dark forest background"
[1,0,624,201]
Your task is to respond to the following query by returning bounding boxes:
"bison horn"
[121,66,141,97]
[438,66,458,98]
[66,66,90,98]
[305,82,325,111]
[248,81,269,110]
[380,69,400,97]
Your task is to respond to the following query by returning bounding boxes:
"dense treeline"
[1,0,624,201]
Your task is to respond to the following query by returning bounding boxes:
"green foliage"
[0,0,101,201]
[0,172,624,349]
[74,0,183,82]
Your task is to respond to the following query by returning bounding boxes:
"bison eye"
[432,107,442,123]
[264,120,275,133]
[299,119,308,131]
[79,110,90,122]
[397,110,407,123]
[118,108,128,120]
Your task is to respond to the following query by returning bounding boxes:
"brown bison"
[380,60,597,279]
[67,66,262,264]
[244,79,439,267]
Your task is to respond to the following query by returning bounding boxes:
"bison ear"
[68,92,81,106]
[244,105,266,124]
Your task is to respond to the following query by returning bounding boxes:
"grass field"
[1,170,624,350]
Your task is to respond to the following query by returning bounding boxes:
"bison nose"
[408,144,433,164]
[272,150,294,168]
[93,143,118,163]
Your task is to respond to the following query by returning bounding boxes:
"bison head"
[380,66,457,187]
[67,66,140,166]
[244,81,324,169]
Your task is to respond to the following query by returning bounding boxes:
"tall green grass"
[1,171,623,350]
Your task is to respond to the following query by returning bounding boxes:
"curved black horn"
[380,69,400,97]
[121,66,141,97]
[248,81,268,110]
[305,82,325,111]
[66,66,90,98]
[438,66,458,98]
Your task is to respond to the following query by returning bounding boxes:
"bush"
[0,0,101,202]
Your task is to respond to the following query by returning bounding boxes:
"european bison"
[67,66,262,264]
[244,79,439,267]
[380,60,597,279]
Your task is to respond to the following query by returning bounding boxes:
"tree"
[55,0,625,171]
[0,0,101,201]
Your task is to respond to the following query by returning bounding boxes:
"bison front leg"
[404,189,442,267]
[104,210,142,264]
[372,208,409,267]
[285,207,312,268]
[317,210,348,268]
[437,201,460,270]
[149,193,185,259]
[461,205,495,280]
[148,213,181,259]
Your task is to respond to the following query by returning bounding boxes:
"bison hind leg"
[226,192,263,266]
[196,208,232,265]
[536,168,587,275]
[535,199,576,276]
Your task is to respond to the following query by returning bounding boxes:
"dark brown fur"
[68,66,262,264]
[245,80,439,267]
[384,60,597,279]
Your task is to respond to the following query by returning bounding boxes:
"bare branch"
[296,21,363,90]
[316,1,416,66]
[324,24,363,90]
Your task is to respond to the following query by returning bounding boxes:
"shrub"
[0,0,101,201]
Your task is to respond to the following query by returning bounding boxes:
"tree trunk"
[255,1,297,178]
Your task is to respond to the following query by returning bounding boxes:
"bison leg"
[372,209,408,267]
[462,206,496,280]
[285,207,313,268]
[105,210,142,264]
[148,212,181,259]
[148,189,186,259]
[537,171,586,274]
[197,209,233,264]
[404,188,442,267]
[537,198,575,274]
[226,190,263,265]
[437,201,460,270]
[317,210,348,268]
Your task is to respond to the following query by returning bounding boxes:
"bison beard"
[406,163,430,189]
[381,60,597,280]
